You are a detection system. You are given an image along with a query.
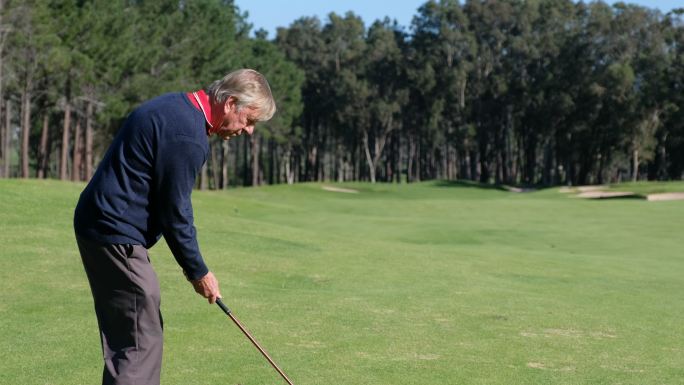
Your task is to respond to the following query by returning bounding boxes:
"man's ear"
[225,96,237,114]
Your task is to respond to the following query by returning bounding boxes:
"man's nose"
[244,126,254,136]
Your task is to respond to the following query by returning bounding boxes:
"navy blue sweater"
[74,93,210,280]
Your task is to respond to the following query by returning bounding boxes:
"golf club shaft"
[216,299,294,385]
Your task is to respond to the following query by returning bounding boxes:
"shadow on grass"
[582,194,646,201]
[434,180,518,191]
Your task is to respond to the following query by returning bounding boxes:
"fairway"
[1,179,683,385]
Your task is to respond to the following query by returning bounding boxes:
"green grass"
[1,179,683,384]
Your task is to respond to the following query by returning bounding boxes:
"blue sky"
[234,0,682,38]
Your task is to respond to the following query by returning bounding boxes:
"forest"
[1,0,683,188]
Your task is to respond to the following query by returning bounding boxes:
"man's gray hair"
[206,69,276,121]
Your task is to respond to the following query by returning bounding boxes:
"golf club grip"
[216,298,231,315]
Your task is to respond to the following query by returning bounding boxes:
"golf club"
[216,298,295,385]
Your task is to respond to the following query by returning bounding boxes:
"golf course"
[1,179,683,385]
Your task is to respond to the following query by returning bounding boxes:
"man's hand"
[190,271,221,304]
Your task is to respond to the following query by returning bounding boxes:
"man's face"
[212,96,258,140]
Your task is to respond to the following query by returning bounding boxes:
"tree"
[0,0,10,177]
[276,16,327,183]
[411,0,475,182]
[242,34,304,185]
[364,19,408,183]
[5,0,58,178]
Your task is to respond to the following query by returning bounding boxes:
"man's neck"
[187,90,215,135]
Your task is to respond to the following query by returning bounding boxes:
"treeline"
[277,0,684,185]
[0,0,303,188]
[1,1,683,188]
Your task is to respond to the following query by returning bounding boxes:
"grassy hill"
[1,179,683,384]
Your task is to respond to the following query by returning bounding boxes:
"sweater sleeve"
[155,139,209,280]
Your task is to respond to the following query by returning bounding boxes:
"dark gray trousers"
[77,235,163,385]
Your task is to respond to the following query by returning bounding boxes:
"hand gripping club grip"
[216,298,232,315]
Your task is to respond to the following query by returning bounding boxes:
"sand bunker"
[503,186,536,193]
[569,189,684,201]
[576,185,609,192]
[559,185,608,194]
[575,191,638,199]
[565,188,684,201]
[321,185,359,194]
[646,192,684,201]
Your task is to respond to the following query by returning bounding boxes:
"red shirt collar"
[186,90,216,134]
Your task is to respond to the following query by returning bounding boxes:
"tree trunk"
[596,152,605,185]
[0,100,4,178]
[542,138,553,186]
[60,104,71,180]
[275,140,281,184]
[452,147,459,180]
[267,138,273,184]
[654,133,668,180]
[338,144,346,182]
[20,88,31,178]
[470,150,479,181]
[407,135,414,183]
[351,146,358,181]
[3,99,10,177]
[630,146,638,182]
[362,129,376,183]
[317,133,324,181]
[395,136,402,183]
[461,138,469,180]
[200,163,208,190]
[443,142,449,180]
[234,137,241,186]
[415,139,421,182]
[72,117,82,181]
[85,101,94,179]
[504,107,514,184]
[221,140,229,189]
[284,148,295,185]
[308,145,317,182]
[210,139,219,189]
[251,134,259,186]
[495,148,503,185]
[242,135,249,185]
[259,143,265,184]
[37,114,49,178]
[261,139,267,185]
[0,0,5,177]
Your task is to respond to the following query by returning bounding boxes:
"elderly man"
[74,69,276,385]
